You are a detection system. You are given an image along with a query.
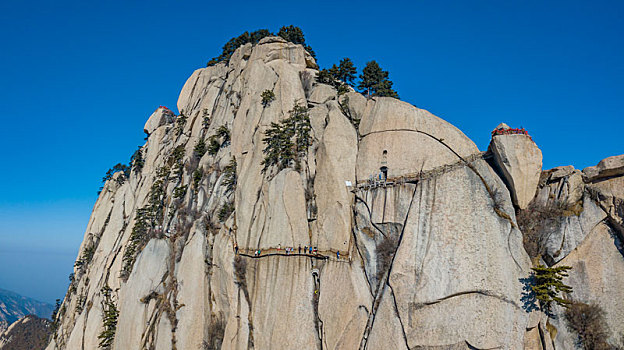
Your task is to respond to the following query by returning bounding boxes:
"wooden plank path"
[234,247,352,263]
[354,151,490,192]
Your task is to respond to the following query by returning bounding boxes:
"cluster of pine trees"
[317,58,399,99]
[207,25,399,98]
[261,104,312,173]
[207,25,315,66]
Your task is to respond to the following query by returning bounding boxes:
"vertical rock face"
[489,124,542,209]
[517,156,624,349]
[45,36,623,350]
[550,222,624,349]
[383,160,531,349]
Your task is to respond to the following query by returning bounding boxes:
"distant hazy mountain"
[0,315,51,350]
[0,289,53,331]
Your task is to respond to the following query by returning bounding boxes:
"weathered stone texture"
[46,36,624,350]
[490,132,542,209]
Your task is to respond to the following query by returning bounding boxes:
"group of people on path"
[233,241,345,260]
[275,244,319,256]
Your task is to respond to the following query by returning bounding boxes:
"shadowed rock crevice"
[358,185,418,350]
[387,284,410,349]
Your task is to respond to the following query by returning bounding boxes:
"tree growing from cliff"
[223,157,237,193]
[262,121,294,171]
[316,58,356,94]
[192,168,203,193]
[98,285,118,350]
[74,243,95,270]
[337,58,357,86]
[207,29,273,66]
[101,163,130,184]
[207,125,231,156]
[207,26,316,66]
[317,65,339,86]
[277,25,315,58]
[121,167,168,279]
[218,201,234,222]
[50,299,62,333]
[130,147,144,173]
[216,125,231,145]
[531,264,573,313]
[261,104,312,173]
[261,89,275,107]
[358,60,399,99]
[194,138,207,159]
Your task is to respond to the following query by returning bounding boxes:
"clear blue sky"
[0,0,622,304]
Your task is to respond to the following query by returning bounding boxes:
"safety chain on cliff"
[354,152,488,191]
[233,245,351,262]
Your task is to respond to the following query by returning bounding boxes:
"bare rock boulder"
[489,125,542,209]
[583,154,624,182]
[143,107,175,135]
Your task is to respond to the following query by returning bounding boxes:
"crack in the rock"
[240,178,264,250]
[358,184,419,350]
[465,341,504,350]
[208,72,230,121]
[354,195,390,239]
[538,320,548,350]
[506,226,523,270]
[412,289,521,310]
[387,283,411,350]
[349,214,375,297]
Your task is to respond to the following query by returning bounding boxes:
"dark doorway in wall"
[380,150,388,180]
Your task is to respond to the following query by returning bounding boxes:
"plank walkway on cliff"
[354,151,491,191]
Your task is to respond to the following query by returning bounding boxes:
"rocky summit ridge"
[45,36,624,350]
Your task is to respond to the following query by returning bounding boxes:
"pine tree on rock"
[277,25,304,44]
[277,25,316,58]
[337,58,357,87]
[250,29,272,43]
[531,264,573,314]
[261,104,312,173]
[358,60,399,99]
[207,29,272,66]
[98,285,118,349]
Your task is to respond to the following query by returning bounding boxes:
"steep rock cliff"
[46,37,624,350]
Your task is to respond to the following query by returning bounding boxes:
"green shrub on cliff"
[531,264,573,313]
[223,157,237,193]
[194,138,207,159]
[261,89,275,107]
[261,104,311,173]
[98,285,118,349]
